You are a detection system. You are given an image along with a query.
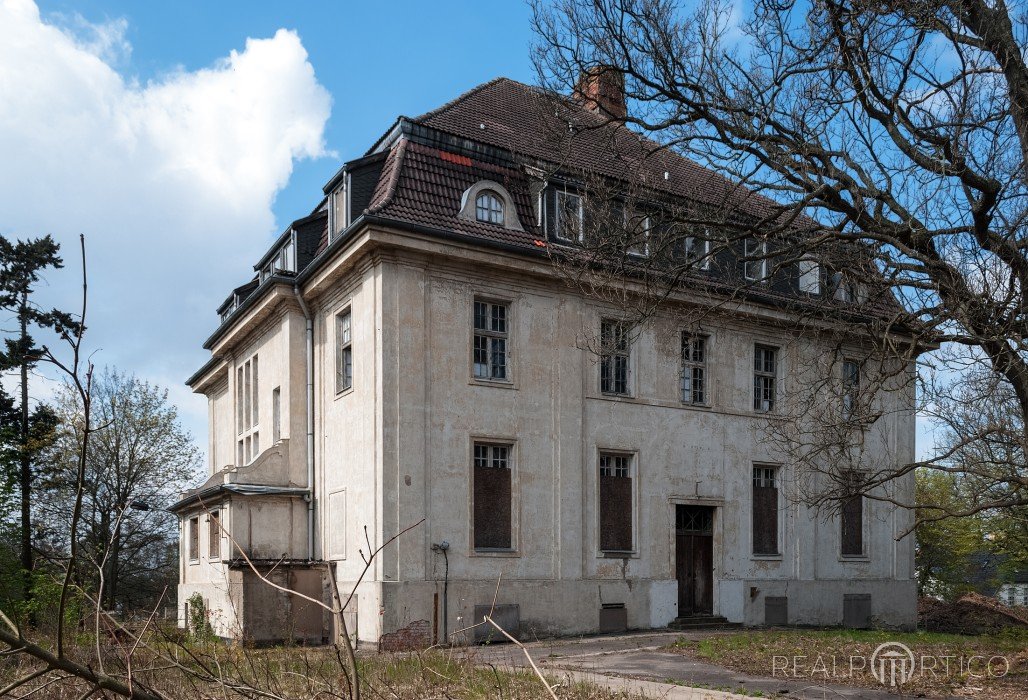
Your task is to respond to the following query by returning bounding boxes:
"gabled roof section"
[411,77,791,225]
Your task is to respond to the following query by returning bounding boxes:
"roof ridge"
[413,76,514,123]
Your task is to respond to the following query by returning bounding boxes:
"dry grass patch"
[666,628,1028,698]
[0,639,646,699]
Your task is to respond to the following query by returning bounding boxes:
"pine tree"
[0,234,75,603]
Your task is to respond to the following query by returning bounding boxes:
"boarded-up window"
[473,443,512,549]
[841,474,864,556]
[752,466,779,555]
[599,453,633,552]
[188,517,199,561]
[208,511,221,559]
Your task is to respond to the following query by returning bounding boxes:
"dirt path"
[470,631,922,699]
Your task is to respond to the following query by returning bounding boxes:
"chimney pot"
[573,65,627,120]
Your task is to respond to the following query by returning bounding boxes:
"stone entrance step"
[667,614,742,631]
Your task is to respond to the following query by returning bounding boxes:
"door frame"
[669,497,723,616]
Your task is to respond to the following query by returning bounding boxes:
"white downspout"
[294,284,315,560]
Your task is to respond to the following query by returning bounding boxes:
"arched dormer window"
[458,180,524,232]
[475,191,504,224]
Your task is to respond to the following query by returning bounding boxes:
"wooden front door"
[676,505,714,616]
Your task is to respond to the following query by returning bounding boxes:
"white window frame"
[681,333,709,405]
[336,308,353,394]
[236,354,259,465]
[753,344,777,413]
[600,319,631,396]
[627,215,650,257]
[472,298,510,382]
[475,191,505,225]
[555,190,584,242]
[744,238,768,281]
[684,233,711,270]
[799,258,821,294]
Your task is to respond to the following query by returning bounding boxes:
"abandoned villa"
[172,73,918,647]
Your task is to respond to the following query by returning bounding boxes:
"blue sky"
[1,0,936,462]
[0,0,537,456]
[38,0,538,228]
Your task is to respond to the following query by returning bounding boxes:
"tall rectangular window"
[744,238,768,281]
[600,320,630,395]
[236,355,259,464]
[841,473,864,556]
[188,517,199,562]
[336,309,353,393]
[209,511,221,559]
[473,300,508,381]
[753,345,777,412]
[681,333,708,405]
[752,466,779,555]
[599,453,633,552]
[473,443,512,550]
[251,355,258,426]
[555,191,583,242]
[272,387,281,443]
[842,360,860,420]
[236,367,244,434]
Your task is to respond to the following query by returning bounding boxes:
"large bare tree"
[531,0,1028,519]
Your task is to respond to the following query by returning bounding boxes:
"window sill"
[599,391,634,400]
[599,550,637,558]
[469,378,516,390]
[679,401,713,411]
[334,386,354,400]
[839,555,870,562]
[751,554,783,561]
[471,548,520,558]
[188,559,199,566]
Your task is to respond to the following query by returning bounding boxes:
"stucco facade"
[175,77,918,646]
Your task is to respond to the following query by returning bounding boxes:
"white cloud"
[0,0,332,451]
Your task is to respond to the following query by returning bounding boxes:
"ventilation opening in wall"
[599,603,627,634]
[843,594,872,629]
[764,596,788,626]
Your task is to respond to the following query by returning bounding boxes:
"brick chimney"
[573,66,626,120]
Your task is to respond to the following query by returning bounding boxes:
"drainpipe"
[294,284,315,560]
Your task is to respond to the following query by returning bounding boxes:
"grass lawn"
[666,628,1028,698]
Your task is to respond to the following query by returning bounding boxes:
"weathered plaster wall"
[333,249,918,642]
